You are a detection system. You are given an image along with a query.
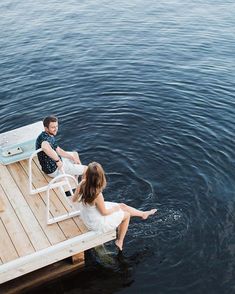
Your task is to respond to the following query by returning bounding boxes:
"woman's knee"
[72,151,79,158]
[119,203,127,210]
[123,211,130,220]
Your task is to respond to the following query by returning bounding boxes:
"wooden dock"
[0,157,115,287]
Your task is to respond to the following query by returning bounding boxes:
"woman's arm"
[72,182,82,202]
[95,193,120,216]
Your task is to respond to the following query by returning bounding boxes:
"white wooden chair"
[29,148,80,224]
[46,174,80,224]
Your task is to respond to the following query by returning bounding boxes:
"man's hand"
[56,160,63,170]
[70,153,81,164]
[56,147,81,165]
[72,156,81,164]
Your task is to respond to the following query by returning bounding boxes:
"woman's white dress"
[78,201,124,233]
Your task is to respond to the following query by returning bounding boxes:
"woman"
[72,162,157,251]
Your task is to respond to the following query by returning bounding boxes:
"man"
[36,115,86,178]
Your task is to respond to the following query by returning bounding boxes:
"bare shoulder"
[94,193,104,204]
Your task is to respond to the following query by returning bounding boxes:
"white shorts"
[48,156,86,178]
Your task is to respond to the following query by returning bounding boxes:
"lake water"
[1,0,235,293]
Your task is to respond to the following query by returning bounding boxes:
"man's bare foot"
[142,209,157,220]
[115,239,123,251]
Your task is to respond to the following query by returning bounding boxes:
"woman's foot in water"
[142,209,157,220]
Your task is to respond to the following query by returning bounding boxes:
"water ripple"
[1,0,235,293]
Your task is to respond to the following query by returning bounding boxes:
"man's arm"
[41,141,63,169]
[72,181,83,202]
[56,146,81,164]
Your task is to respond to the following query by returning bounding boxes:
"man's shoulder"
[36,132,55,146]
[37,131,50,141]
[36,131,58,150]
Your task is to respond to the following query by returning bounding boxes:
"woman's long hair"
[80,162,106,204]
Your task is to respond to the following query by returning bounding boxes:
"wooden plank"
[73,216,89,234]
[7,162,66,245]
[0,259,84,294]
[0,230,116,284]
[0,184,35,257]
[0,218,19,263]
[0,165,50,251]
[71,252,84,264]
[0,194,4,212]
[20,159,82,239]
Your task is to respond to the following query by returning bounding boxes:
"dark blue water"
[1,0,235,293]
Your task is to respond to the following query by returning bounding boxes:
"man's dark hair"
[43,116,58,128]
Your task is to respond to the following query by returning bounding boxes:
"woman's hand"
[56,160,63,170]
[72,184,82,202]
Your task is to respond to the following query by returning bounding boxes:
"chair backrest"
[46,174,79,224]
[29,148,47,194]
[29,149,80,224]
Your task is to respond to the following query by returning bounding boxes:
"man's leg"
[47,169,60,178]
[62,157,86,177]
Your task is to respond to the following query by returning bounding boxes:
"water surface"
[1,0,235,293]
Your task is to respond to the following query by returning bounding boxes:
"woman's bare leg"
[115,211,130,251]
[118,203,157,219]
